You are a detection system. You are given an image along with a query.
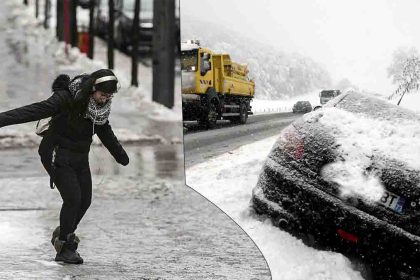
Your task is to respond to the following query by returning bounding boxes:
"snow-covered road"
[184,113,299,167]
[186,135,365,280]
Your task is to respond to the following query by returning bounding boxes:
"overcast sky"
[181,0,420,95]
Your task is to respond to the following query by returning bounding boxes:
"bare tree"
[388,47,420,105]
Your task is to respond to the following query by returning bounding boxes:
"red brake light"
[295,139,304,160]
[283,126,304,160]
[337,229,359,243]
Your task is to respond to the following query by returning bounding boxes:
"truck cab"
[320,89,341,105]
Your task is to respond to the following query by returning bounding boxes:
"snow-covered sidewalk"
[186,136,364,280]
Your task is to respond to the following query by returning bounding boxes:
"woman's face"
[92,91,113,105]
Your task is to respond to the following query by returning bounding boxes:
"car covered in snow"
[292,101,312,113]
[252,91,420,278]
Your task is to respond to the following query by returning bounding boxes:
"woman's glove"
[117,150,129,166]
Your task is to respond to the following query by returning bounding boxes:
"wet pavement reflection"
[0,145,185,181]
[0,144,270,279]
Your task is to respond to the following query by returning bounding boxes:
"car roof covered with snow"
[300,91,420,171]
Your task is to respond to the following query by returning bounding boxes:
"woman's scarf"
[85,97,112,125]
[68,74,111,125]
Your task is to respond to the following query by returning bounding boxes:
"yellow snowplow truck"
[181,41,255,128]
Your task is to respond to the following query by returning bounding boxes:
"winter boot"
[54,233,84,264]
[51,226,80,249]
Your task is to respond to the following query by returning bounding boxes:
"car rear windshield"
[335,92,420,121]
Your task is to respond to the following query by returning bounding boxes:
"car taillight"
[282,126,305,160]
[337,229,359,243]
[295,140,304,160]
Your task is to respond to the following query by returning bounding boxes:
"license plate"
[378,190,405,214]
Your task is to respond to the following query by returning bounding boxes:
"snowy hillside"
[181,18,332,100]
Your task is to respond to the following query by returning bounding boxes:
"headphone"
[92,75,119,92]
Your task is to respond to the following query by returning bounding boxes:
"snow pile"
[322,160,385,202]
[304,105,420,201]
[186,136,363,280]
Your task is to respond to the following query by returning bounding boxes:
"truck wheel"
[198,101,218,129]
[230,102,248,124]
[239,102,248,124]
[206,102,218,128]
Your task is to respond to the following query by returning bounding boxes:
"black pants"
[54,148,92,241]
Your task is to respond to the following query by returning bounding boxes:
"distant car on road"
[252,91,420,279]
[292,101,312,113]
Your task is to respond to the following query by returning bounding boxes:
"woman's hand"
[117,150,129,166]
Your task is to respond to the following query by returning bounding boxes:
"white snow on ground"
[186,136,363,280]
[394,90,420,114]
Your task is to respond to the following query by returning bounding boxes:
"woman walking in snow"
[0,69,129,264]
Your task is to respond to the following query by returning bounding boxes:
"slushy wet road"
[184,112,301,167]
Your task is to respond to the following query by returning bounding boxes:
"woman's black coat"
[0,88,129,179]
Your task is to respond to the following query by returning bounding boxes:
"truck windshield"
[321,90,336,98]
[181,50,198,72]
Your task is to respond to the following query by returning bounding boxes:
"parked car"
[252,91,420,279]
[292,101,312,113]
[96,0,180,53]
